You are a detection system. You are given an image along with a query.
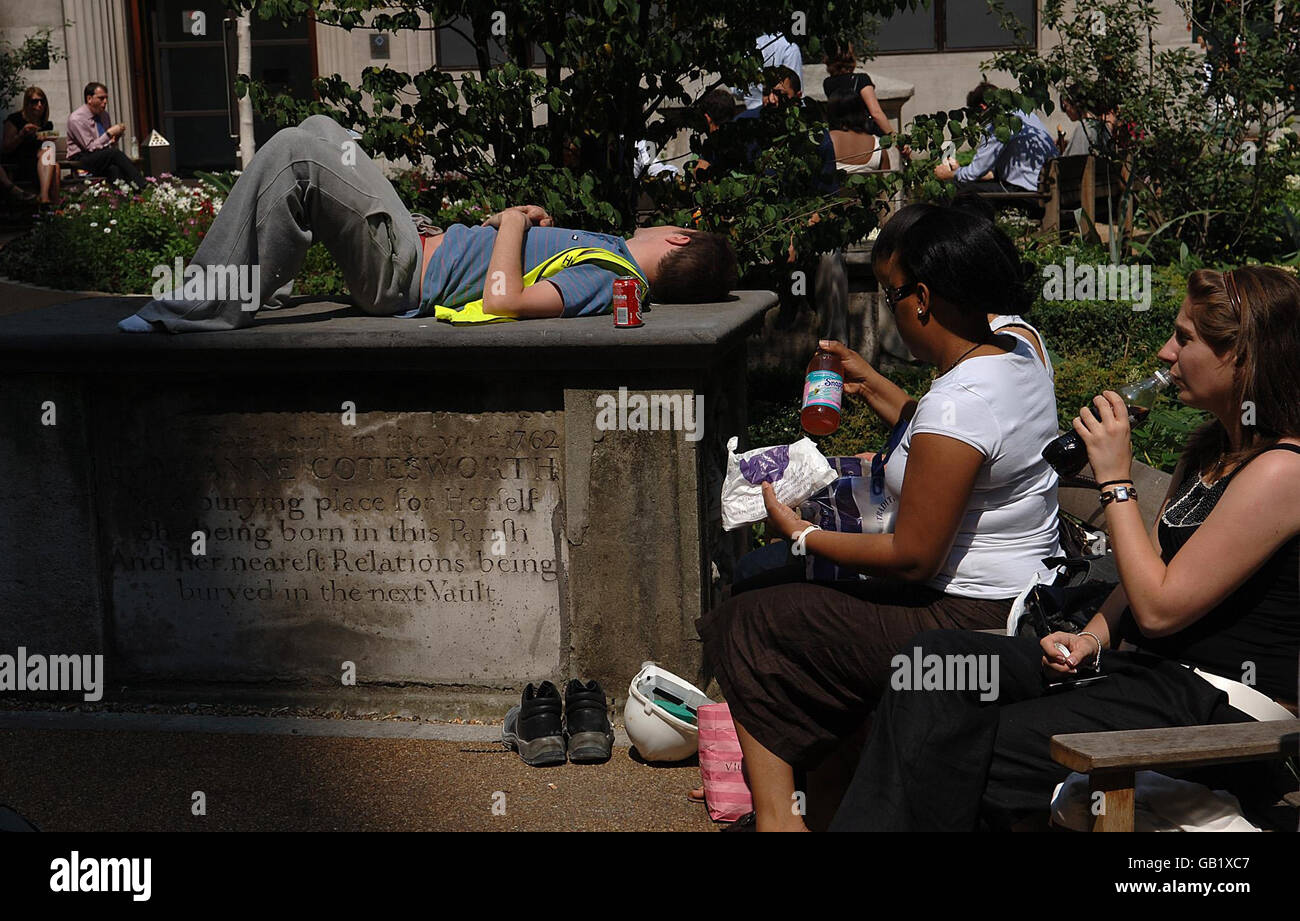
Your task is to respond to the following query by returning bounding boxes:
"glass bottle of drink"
[1042,368,1174,476]
[801,348,844,436]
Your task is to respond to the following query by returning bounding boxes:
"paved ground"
[0,712,716,832]
[0,276,97,317]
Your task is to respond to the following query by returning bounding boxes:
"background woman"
[831,265,1300,831]
[823,40,897,151]
[826,92,887,172]
[2,86,59,204]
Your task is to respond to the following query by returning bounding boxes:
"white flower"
[90,221,98,227]
[110,219,118,225]
[103,227,111,233]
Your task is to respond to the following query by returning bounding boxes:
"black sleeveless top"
[3,111,52,160]
[1125,444,1300,702]
[822,73,884,136]
[2,112,53,181]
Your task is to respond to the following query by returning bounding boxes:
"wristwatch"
[1099,485,1137,506]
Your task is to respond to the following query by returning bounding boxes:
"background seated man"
[742,32,803,110]
[66,82,144,189]
[120,114,736,333]
[732,66,837,193]
[933,81,1057,193]
[693,87,738,180]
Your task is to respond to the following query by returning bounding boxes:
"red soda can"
[613,276,643,328]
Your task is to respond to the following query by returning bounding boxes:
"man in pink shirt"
[66,81,144,188]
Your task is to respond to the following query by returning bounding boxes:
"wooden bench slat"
[1051,720,1299,773]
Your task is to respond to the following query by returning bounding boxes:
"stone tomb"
[0,294,771,699]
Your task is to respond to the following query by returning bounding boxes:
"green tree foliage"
[0,29,62,112]
[989,0,1300,264]
[232,0,955,271]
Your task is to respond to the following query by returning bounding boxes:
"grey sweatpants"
[133,114,423,332]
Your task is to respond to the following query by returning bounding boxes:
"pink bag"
[696,703,753,822]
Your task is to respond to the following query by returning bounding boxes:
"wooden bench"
[51,135,103,189]
[1051,721,1300,831]
[973,154,1132,242]
[967,160,1053,215]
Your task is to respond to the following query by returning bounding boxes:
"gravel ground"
[0,727,716,832]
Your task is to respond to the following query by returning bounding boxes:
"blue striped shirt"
[416,224,643,319]
[955,110,1058,193]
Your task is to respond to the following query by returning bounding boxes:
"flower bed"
[0,173,350,297]
[0,175,218,293]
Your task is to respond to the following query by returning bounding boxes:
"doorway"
[133,0,315,175]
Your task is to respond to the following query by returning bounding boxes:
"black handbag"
[1015,555,1118,640]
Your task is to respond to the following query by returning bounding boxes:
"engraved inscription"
[100,411,564,683]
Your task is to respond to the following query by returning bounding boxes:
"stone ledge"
[0,292,776,373]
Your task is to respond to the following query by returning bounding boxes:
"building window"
[875,0,1036,53]
[435,15,544,69]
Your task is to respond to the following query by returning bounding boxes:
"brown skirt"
[696,581,1013,767]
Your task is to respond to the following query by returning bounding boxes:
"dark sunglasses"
[883,282,919,313]
[26,98,47,106]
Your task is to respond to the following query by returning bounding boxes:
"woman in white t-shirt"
[697,203,1061,831]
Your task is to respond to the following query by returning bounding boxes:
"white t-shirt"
[884,335,1061,598]
[989,314,1053,378]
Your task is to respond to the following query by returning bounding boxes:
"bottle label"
[802,371,844,412]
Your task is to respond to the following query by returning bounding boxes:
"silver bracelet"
[791,525,821,557]
[1078,631,1103,671]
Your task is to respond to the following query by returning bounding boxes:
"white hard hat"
[624,662,714,762]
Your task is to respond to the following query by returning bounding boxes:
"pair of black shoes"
[502,679,614,767]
